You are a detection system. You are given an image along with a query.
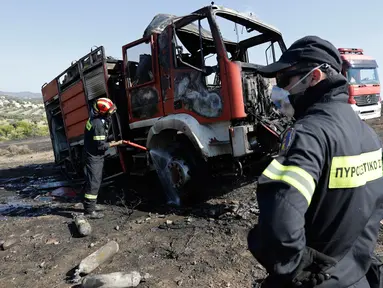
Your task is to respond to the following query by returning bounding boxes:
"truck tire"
[163,134,208,206]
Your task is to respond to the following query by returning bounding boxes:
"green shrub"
[0,124,13,138]
[34,125,49,136]
[0,120,49,141]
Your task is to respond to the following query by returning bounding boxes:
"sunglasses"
[276,69,308,88]
[277,64,318,87]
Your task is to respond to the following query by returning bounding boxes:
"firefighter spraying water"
[82,98,123,219]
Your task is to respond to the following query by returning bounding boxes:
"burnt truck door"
[122,35,164,124]
[164,17,231,123]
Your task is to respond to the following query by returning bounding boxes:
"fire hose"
[122,140,148,151]
[113,112,148,151]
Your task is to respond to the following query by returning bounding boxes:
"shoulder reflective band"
[93,135,106,140]
[329,148,383,189]
[262,159,316,205]
[86,119,92,131]
[84,194,97,200]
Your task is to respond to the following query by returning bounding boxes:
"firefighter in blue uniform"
[82,97,122,219]
[248,36,383,287]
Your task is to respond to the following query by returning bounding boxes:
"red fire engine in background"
[339,47,381,120]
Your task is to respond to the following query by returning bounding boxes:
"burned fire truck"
[41,4,290,204]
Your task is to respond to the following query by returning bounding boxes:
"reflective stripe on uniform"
[93,135,106,140]
[262,159,316,205]
[329,148,383,189]
[86,119,92,131]
[84,194,97,200]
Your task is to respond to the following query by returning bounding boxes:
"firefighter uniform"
[82,116,111,213]
[248,36,383,288]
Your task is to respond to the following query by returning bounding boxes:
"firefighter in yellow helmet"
[82,98,123,219]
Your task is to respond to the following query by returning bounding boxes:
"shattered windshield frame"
[169,8,286,70]
[210,9,286,64]
[170,12,224,73]
[144,6,287,79]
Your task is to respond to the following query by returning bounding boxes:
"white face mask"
[270,64,326,117]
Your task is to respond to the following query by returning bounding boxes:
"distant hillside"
[0,95,45,122]
[0,91,42,100]
[0,95,48,141]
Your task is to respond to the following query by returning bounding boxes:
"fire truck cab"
[339,48,381,120]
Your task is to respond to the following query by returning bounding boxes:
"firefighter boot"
[85,211,105,219]
[79,203,106,212]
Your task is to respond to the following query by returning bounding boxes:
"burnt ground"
[1,117,383,288]
[0,137,263,288]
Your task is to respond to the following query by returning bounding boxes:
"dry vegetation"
[0,144,32,157]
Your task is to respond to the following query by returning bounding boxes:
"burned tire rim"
[167,158,191,189]
[162,136,205,206]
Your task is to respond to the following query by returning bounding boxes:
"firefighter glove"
[291,247,337,287]
[109,140,123,147]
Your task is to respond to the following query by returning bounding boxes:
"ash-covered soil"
[0,137,264,288]
[1,116,383,288]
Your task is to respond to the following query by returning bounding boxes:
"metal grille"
[354,94,379,106]
[84,66,107,100]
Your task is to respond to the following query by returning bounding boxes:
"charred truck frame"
[41,5,290,204]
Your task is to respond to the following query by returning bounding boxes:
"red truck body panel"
[42,79,59,103]
[60,81,89,140]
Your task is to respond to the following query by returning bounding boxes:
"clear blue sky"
[1,0,382,93]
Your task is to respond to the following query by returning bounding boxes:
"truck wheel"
[163,135,208,206]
